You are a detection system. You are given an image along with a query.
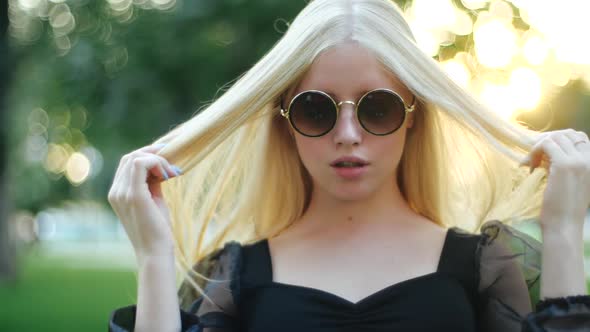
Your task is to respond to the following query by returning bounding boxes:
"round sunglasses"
[280,88,416,137]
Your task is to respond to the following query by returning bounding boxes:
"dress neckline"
[259,227,457,307]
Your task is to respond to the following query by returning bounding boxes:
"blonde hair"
[151,0,547,301]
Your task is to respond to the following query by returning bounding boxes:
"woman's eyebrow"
[323,90,337,99]
[299,89,340,99]
[323,89,376,101]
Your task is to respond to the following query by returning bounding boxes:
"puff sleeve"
[476,220,590,331]
[108,241,243,332]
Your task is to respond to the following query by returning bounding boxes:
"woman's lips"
[331,164,368,179]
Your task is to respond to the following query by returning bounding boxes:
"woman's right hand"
[107,143,182,261]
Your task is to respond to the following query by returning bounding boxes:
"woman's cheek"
[295,139,326,172]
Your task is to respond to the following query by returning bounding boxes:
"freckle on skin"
[347,216,353,222]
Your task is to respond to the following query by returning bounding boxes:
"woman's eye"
[372,110,385,118]
[365,108,384,118]
[305,109,325,120]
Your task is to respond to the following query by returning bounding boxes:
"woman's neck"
[292,181,417,236]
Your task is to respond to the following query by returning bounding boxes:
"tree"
[0,0,16,281]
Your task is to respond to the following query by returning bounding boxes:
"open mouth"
[332,161,367,168]
[331,163,368,179]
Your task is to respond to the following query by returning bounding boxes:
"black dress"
[109,220,590,331]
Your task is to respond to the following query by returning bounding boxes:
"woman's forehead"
[286,43,411,101]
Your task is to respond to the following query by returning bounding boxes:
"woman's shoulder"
[187,240,246,284]
[476,220,543,304]
[189,238,265,269]
[446,220,541,279]
[178,239,250,312]
[446,219,534,248]
[179,239,267,290]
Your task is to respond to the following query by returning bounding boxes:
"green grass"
[0,249,137,332]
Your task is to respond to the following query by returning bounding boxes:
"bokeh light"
[412,0,456,30]
[474,19,518,69]
[405,0,590,119]
[461,0,489,10]
[65,152,91,185]
[480,82,516,119]
[509,67,542,111]
[44,143,69,174]
[522,33,549,66]
[442,59,471,88]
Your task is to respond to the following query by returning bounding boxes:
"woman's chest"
[238,274,477,332]
[269,252,441,305]
[267,227,448,305]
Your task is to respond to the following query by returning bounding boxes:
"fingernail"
[162,170,169,180]
[171,165,183,176]
[155,143,166,148]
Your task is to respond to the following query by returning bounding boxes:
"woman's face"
[285,42,415,201]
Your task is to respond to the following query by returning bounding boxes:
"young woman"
[107,0,590,331]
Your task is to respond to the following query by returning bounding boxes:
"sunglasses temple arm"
[409,95,416,110]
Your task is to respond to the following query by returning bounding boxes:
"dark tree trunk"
[0,0,16,281]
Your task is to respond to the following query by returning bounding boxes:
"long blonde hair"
[152,0,547,299]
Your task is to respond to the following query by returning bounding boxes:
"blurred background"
[0,0,589,330]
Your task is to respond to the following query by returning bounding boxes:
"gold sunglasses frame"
[280,88,416,137]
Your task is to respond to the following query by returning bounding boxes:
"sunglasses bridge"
[337,100,356,108]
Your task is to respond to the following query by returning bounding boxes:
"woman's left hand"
[521,129,590,233]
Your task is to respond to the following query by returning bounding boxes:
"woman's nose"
[332,103,363,146]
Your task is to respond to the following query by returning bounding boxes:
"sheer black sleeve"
[477,219,590,331]
[108,241,242,332]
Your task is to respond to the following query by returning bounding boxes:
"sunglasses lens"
[358,90,406,135]
[289,91,336,136]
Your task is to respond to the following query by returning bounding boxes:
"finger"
[133,151,179,181]
[112,144,166,189]
[533,129,574,142]
[115,152,169,202]
[112,144,178,204]
[110,151,139,206]
[528,137,566,171]
[138,143,167,153]
[521,131,555,166]
[552,132,579,155]
[149,178,164,199]
[565,130,590,153]
[111,152,130,190]
[114,153,139,203]
[532,131,552,141]
[129,155,175,196]
[145,162,170,183]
